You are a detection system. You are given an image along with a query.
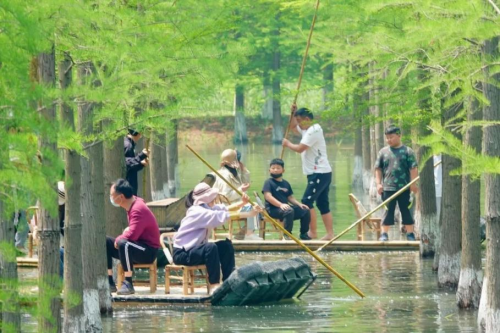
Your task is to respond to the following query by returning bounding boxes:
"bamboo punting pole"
[280,0,321,160]
[316,160,443,252]
[186,144,365,298]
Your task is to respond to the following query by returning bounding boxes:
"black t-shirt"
[262,178,293,210]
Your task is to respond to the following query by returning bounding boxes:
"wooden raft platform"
[231,240,419,252]
[17,241,418,268]
[112,285,212,305]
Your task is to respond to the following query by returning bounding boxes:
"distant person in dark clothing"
[124,129,149,195]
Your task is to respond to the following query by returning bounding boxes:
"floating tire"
[211,257,316,306]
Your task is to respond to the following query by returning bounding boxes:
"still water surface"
[21,142,479,332]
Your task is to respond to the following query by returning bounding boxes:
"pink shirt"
[115,197,161,249]
[174,204,229,251]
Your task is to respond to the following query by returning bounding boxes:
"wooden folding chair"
[211,194,247,240]
[349,194,382,241]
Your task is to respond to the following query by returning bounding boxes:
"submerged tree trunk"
[438,102,463,288]
[234,84,248,144]
[166,120,179,197]
[0,137,21,332]
[415,72,438,257]
[271,49,283,144]
[478,37,500,331]
[59,54,85,332]
[78,62,105,331]
[456,94,483,309]
[150,132,167,201]
[352,90,363,189]
[103,135,127,237]
[322,61,334,111]
[361,91,372,194]
[262,71,273,120]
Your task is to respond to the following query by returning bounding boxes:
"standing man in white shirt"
[282,105,334,240]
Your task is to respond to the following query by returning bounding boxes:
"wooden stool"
[211,194,246,240]
[165,264,210,295]
[117,260,157,293]
[160,233,211,295]
[349,194,382,241]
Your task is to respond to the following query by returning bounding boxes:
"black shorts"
[301,172,332,215]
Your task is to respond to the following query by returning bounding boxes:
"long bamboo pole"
[280,0,321,160]
[186,144,365,298]
[316,160,443,252]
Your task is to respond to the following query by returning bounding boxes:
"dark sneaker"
[117,281,135,295]
[379,233,389,242]
[407,232,416,241]
[110,284,117,293]
[300,233,312,240]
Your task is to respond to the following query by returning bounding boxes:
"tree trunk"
[78,62,105,331]
[166,120,179,197]
[160,135,169,198]
[103,135,127,237]
[271,50,283,144]
[456,93,483,309]
[0,138,21,332]
[438,102,463,288]
[415,71,438,257]
[234,84,248,144]
[352,90,363,189]
[35,48,62,333]
[262,72,273,120]
[322,61,333,111]
[150,132,166,201]
[478,37,500,331]
[361,91,372,194]
[59,54,85,332]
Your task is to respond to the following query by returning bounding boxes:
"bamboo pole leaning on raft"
[316,160,443,252]
[280,0,321,160]
[186,144,365,298]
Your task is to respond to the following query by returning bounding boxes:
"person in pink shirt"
[174,182,260,289]
[106,179,160,295]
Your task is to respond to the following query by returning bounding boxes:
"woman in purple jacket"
[173,182,260,289]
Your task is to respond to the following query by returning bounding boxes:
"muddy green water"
[20,142,480,332]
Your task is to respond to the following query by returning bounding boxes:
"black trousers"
[106,237,158,273]
[381,190,414,226]
[173,239,235,284]
[267,205,310,234]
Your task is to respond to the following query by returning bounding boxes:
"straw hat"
[220,149,238,168]
[193,183,219,205]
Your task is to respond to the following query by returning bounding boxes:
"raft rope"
[280,0,321,160]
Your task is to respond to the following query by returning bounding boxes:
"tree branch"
[488,0,500,15]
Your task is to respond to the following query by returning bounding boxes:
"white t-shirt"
[297,124,332,175]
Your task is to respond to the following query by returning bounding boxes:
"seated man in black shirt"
[262,158,311,240]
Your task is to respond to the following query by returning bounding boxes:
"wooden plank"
[17,257,38,267]
[230,240,419,252]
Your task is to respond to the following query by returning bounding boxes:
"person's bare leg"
[405,225,414,233]
[382,226,390,233]
[319,212,334,240]
[307,209,317,239]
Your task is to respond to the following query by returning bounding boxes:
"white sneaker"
[244,234,263,241]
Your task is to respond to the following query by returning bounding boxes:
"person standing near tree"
[375,125,419,241]
[282,105,334,240]
[124,128,149,196]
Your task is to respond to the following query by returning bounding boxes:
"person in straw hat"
[173,182,261,289]
[212,149,262,240]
